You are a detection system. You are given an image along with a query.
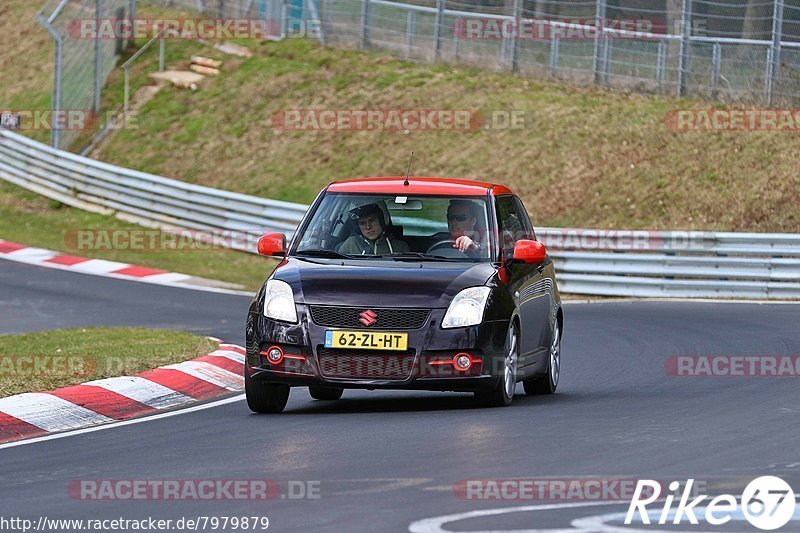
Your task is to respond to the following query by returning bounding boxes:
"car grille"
[309,306,430,330]
[317,348,416,380]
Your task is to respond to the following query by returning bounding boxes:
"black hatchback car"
[245,177,562,412]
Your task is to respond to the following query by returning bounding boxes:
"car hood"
[272,257,497,308]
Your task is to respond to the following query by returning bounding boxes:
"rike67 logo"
[626,476,797,530]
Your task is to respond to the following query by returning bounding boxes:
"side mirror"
[513,240,547,264]
[257,233,286,256]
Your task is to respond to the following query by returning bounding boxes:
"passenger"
[337,203,410,255]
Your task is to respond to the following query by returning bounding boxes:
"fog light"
[454,353,472,371]
[261,345,284,365]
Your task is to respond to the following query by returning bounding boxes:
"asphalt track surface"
[1,261,799,532]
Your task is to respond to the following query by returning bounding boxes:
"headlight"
[263,279,298,323]
[442,286,491,329]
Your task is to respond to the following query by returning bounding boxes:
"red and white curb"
[0,341,246,444]
[0,239,250,295]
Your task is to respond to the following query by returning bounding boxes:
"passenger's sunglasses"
[447,214,471,222]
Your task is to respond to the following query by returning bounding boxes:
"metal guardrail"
[0,130,307,244]
[1,129,799,298]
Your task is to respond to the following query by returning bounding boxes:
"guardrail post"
[711,42,721,89]
[37,16,63,149]
[54,36,63,149]
[602,34,611,83]
[510,0,522,72]
[128,0,137,49]
[406,10,416,58]
[656,39,666,91]
[677,0,691,96]
[93,0,102,113]
[306,0,325,46]
[159,32,166,71]
[360,0,370,49]
[592,0,606,83]
[549,24,560,73]
[281,0,288,39]
[124,66,130,116]
[434,0,444,61]
[766,0,784,105]
[453,17,461,60]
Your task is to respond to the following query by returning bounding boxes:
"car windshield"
[293,193,493,261]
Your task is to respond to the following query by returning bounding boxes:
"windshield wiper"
[383,252,461,262]
[295,249,357,259]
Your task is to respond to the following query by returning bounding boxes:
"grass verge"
[0,327,217,398]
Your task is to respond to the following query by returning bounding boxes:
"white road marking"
[408,501,620,533]
[70,258,131,274]
[409,501,800,532]
[5,247,59,262]
[207,349,246,363]
[0,393,112,432]
[0,394,246,450]
[83,376,194,409]
[161,360,244,390]
[563,297,800,305]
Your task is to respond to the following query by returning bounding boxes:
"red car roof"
[327,177,515,196]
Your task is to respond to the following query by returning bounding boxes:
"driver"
[337,203,410,255]
[446,199,484,254]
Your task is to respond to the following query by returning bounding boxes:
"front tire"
[245,374,290,413]
[524,317,560,395]
[309,386,344,401]
[475,322,518,407]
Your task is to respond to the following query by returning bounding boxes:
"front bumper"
[246,307,509,392]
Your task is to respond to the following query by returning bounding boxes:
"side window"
[496,196,525,257]
[512,196,536,241]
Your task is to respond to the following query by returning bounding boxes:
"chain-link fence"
[37,0,134,150]
[35,0,800,151]
[36,0,307,150]
[321,0,800,104]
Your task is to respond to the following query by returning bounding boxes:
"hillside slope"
[93,39,799,232]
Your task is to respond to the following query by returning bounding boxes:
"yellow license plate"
[324,330,408,351]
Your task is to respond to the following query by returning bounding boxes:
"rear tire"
[245,376,290,413]
[524,317,560,395]
[309,386,344,401]
[475,322,518,407]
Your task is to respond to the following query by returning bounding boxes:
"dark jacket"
[337,234,410,255]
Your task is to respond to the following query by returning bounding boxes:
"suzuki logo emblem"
[359,309,378,327]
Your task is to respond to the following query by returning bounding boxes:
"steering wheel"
[425,239,468,258]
